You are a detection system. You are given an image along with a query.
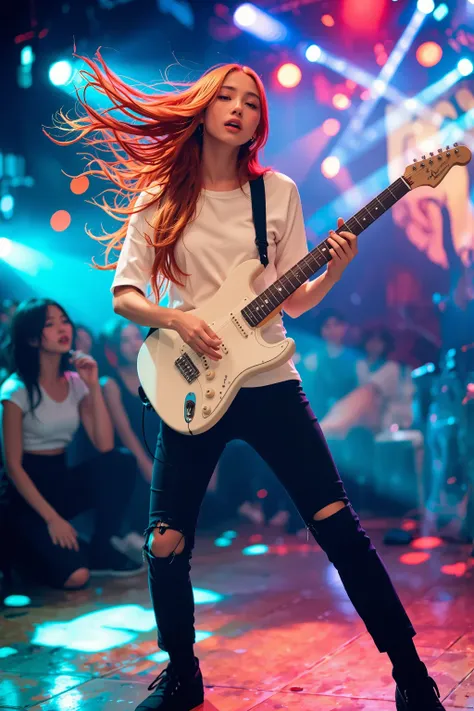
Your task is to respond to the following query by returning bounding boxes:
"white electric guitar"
[138,145,472,435]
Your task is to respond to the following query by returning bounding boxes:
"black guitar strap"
[249,175,269,268]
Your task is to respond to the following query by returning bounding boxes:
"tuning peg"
[454,142,458,147]
[446,145,450,150]
[413,158,417,162]
[438,148,442,153]
[422,155,426,160]
[429,152,434,156]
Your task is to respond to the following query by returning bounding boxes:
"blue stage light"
[306,44,322,62]
[433,3,449,20]
[458,58,473,76]
[417,0,435,12]
[233,3,287,42]
[48,60,73,86]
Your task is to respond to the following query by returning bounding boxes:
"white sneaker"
[111,532,145,563]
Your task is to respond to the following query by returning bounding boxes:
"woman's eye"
[247,103,258,109]
[218,95,230,100]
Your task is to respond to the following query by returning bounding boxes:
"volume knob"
[202,405,211,417]
[205,389,215,399]
[205,370,215,381]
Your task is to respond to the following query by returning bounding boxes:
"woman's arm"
[286,219,358,319]
[71,353,114,453]
[0,401,59,522]
[79,384,114,453]
[102,377,153,481]
[113,285,182,329]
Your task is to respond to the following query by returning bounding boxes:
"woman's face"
[204,70,262,150]
[40,305,73,355]
[120,325,143,364]
[321,317,347,346]
[365,335,385,359]
[76,327,93,355]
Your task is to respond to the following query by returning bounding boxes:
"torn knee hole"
[147,524,186,558]
[312,501,346,522]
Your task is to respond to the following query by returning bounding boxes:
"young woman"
[0,298,143,589]
[49,55,444,710]
[99,317,160,546]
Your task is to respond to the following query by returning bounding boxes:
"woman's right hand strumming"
[172,311,222,361]
[47,514,79,551]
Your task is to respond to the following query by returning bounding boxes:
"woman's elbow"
[113,296,124,315]
[96,440,114,454]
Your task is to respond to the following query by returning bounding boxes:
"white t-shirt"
[112,171,309,387]
[0,372,89,452]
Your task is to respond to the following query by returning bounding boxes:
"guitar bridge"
[175,353,200,383]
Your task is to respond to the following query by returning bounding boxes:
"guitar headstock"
[403,143,472,190]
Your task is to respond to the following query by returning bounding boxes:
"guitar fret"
[240,176,411,327]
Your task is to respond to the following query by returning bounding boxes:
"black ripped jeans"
[145,380,415,661]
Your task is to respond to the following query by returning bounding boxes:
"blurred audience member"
[309,309,359,419]
[0,298,142,589]
[100,318,160,554]
[74,324,95,356]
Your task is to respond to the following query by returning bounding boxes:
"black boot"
[135,657,204,710]
[395,675,445,710]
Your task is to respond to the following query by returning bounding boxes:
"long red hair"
[46,52,270,301]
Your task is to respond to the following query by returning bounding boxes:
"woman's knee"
[313,500,346,521]
[148,525,186,558]
[63,567,90,589]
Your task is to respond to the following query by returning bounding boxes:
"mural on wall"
[387,86,474,270]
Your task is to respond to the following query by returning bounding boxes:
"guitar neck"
[241,176,411,327]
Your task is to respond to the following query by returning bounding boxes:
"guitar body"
[137,259,295,435]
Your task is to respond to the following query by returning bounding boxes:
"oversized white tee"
[112,171,309,387]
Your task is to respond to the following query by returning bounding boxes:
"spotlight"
[416,41,443,67]
[20,46,34,66]
[321,156,340,179]
[48,60,73,87]
[234,3,257,26]
[417,0,435,13]
[233,3,287,41]
[0,237,13,258]
[458,58,473,76]
[305,44,322,62]
[277,63,302,88]
[0,194,15,218]
[433,3,449,20]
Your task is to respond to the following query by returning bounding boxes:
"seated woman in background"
[321,326,403,437]
[100,317,161,551]
[0,298,143,589]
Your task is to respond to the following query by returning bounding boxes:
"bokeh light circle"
[277,63,302,88]
[70,176,90,195]
[50,210,71,232]
[416,41,443,68]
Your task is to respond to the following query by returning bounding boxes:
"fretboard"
[241,176,410,327]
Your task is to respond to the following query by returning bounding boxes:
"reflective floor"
[1,519,473,709]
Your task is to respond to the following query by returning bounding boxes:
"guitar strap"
[249,175,269,268]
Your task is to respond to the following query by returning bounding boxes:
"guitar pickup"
[175,353,200,383]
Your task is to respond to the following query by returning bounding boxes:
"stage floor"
[1,519,474,710]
